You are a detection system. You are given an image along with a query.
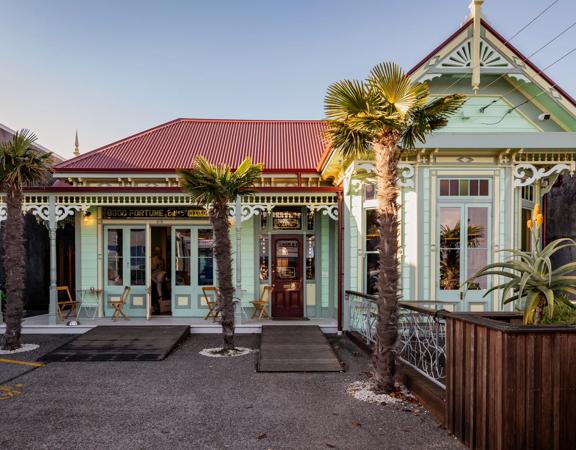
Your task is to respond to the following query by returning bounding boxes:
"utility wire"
[481,46,576,125]
[438,0,560,94]
[478,20,576,113]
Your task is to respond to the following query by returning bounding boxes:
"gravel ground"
[0,333,462,450]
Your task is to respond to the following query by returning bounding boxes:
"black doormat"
[271,317,310,321]
[39,325,189,362]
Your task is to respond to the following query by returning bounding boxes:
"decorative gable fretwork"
[439,38,513,69]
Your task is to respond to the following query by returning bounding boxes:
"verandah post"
[48,194,57,325]
[234,194,242,324]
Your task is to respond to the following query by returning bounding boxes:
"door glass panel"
[275,240,299,280]
[466,207,488,290]
[439,208,461,291]
[305,235,315,280]
[130,230,146,286]
[198,229,214,286]
[365,209,380,251]
[107,229,123,286]
[175,229,191,286]
[367,253,379,295]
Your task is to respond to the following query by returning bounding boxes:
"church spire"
[470,0,485,93]
[74,130,80,157]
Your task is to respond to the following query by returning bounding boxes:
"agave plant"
[467,203,576,325]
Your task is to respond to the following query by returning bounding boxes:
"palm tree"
[0,130,52,350]
[325,62,465,393]
[178,156,263,350]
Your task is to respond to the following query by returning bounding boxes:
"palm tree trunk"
[209,201,235,350]
[2,187,25,350]
[370,133,401,393]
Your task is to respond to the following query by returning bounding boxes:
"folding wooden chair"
[202,286,220,321]
[109,286,131,321]
[56,286,79,321]
[250,285,273,319]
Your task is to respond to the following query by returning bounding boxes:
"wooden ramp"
[257,325,343,372]
[40,326,189,362]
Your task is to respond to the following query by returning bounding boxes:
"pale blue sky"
[1,0,575,158]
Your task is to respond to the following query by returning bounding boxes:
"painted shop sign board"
[103,207,208,219]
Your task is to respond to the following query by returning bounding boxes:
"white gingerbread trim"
[512,163,571,188]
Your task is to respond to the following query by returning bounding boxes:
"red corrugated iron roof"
[56,118,328,173]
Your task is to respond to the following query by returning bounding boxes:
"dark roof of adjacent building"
[55,118,328,173]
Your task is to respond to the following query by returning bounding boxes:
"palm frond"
[0,129,52,190]
[177,156,263,207]
[368,62,419,117]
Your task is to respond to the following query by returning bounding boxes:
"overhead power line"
[481,46,576,125]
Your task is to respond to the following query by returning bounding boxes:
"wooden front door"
[272,235,304,318]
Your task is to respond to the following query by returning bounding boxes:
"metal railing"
[345,290,448,389]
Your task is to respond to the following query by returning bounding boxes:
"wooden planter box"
[445,312,576,450]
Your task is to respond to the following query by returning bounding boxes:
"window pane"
[130,230,146,286]
[439,208,461,290]
[459,179,469,196]
[364,182,376,201]
[275,239,299,280]
[198,229,214,285]
[175,229,191,286]
[367,253,379,295]
[107,229,123,285]
[449,180,459,196]
[272,207,302,230]
[479,180,489,196]
[467,207,488,290]
[307,211,315,231]
[259,235,270,281]
[365,210,380,251]
[469,180,479,196]
[440,179,449,196]
[521,208,532,252]
[306,235,315,280]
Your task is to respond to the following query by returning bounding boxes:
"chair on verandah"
[250,285,274,320]
[202,286,220,321]
[109,286,131,321]
[56,286,79,321]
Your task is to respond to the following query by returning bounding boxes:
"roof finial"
[470,0,484,93]
[74,130,80,157]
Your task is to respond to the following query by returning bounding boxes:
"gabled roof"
[408,18,576,110]
[55,118,328,173]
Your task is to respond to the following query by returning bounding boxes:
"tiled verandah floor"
[0,313,338,335]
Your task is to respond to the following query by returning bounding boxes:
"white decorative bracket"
[0,204,90,223]
[512,163,572,188]
[228,204,273,222]
[349,161,415,188]
[308,205,338,221]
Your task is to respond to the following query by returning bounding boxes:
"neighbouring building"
[0,123,65,316]
[2,4,575,330]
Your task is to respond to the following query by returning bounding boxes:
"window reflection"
[198,229,214,286]
[259,235,269,281]
[107,229,123,285]
[306,235,315,280]
[175,229,191,286]
[130,230,146,286]
[439,208,461,290]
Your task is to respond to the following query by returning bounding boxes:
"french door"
[437,204,491,307]
[105,226,149,317]
[171,226,215,316]
[271,235,304,318]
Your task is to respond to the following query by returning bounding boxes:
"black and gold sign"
[103,207,208,219]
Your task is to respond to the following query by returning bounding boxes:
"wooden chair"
[56,286,79,321]
[109,286,131,321]
[202,287,220,321]
[250,285,273,320]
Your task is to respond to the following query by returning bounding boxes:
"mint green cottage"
[2,4,575,332]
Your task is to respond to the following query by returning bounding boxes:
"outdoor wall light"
[83,211,92,223]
